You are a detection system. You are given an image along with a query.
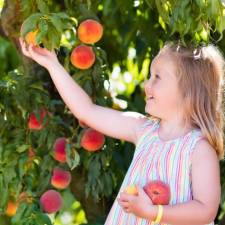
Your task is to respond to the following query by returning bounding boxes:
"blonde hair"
[158,42,225,160]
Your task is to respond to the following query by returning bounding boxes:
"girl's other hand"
[19,38,59,70]
[117,185,154,219]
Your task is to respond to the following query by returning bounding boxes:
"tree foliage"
[0,0,225,224]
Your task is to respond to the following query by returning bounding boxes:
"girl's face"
[144,52,184,120]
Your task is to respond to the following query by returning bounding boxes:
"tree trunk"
[71,166,113,223]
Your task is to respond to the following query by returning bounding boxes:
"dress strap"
[136,116,159,148]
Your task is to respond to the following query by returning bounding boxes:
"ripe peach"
[28,109,47,130]
[51,167,71,189]
[125,185,138,196]
[20,22,39,45]
[40,190,63,214]
[53,137,67,163]
[78,19,103,44]
[25,29,39,45]
[5,201,18,217]
[70,45,95,70]
[80,128,105,152]
[143,180,171,205]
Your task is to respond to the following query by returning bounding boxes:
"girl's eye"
[155,74,160,79]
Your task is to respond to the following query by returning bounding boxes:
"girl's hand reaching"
[19,38,59,70]
[117,185,154,220]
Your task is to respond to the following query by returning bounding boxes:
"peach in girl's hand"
[20,22,39,46]
[24,29,39,46]
[19,37,59,70]
[125,185,138,196]
[143,180,170,205]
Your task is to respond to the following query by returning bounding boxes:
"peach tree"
[0,0,225,224]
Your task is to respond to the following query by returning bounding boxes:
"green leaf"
[36,0,49,13]
[0,174,8,208]
[54,12,71,20]
[43,25,61,50]
[102,172,112,196]
[34,213,52,225]
[66,144,80,170]
[0,139,3,162]
[36,19,49,44]
[21,13,43,37]
[49,14,64,32]
[16,144,30,153]
[61,189,75,210]
[11,203,27,224]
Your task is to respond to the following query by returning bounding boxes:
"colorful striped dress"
[104,117,214,225]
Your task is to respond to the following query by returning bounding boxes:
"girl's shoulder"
[190,133,219,168]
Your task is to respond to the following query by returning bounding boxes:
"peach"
[40,190,63,214]
[28,109,47,130]
[20,22,39,45]
[80,128,105,152]
[78,19,103,44]
[143,180,171,205]
[70,45,95,70]
[53,137,67,163]
[51,167,71,189]
[25,29,39,45]
[5,201,18,217]
[125,185,138,196]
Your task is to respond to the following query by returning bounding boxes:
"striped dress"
[104,117,214,225]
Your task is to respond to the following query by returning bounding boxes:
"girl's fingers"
[32,45,48,55]
[122,202,129,208]
[19,38,31,58]
[124,207,130,213]
[118,198,129,206]
[28,44,40,59]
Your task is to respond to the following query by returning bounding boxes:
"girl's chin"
[145,106,153,114]
[145,101,154,109]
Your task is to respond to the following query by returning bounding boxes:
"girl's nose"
[144,79,150,88]
[144,79,151,90]
[144,80,149,94]
[144,78,154,97]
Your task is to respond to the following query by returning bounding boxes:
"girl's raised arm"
[20,39,148,145]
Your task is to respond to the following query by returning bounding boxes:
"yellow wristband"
[152,205,163,224]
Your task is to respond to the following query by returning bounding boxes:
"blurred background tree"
[0,0,225,224]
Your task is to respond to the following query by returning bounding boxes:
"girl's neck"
[158,118,194,141]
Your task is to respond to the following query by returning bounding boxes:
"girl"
[19,38,224,225]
